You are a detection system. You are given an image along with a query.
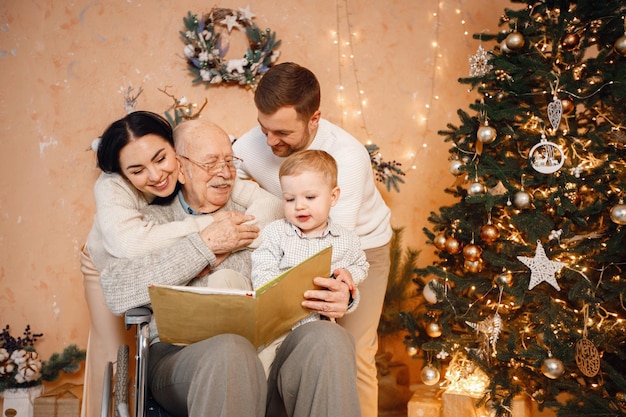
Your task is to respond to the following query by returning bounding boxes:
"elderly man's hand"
[301,277,351,319]
[199,211,259,254]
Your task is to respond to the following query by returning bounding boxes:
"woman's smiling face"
[118,133,179,198]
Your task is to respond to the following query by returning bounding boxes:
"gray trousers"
[149,321,361,417]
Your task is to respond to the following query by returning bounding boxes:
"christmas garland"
[181,7,281,88]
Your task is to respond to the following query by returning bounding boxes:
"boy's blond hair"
[279,149,338,187]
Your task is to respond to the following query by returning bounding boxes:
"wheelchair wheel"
[114,344,130,417]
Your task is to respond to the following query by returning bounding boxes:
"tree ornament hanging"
[610,201,626,225]
[561,32,580,50]
[444,236,462,255]
[468,181,486,196]
[477,121,497,144]
[469,44,493,77]
[433,233,447,250]
[423,278,445,304]
[463,244,483,262]
[529,134,565,174]
[615,35,626,56]
[561,98,575,114]
[466,312,502,353]
[505,31,525,50]
[500,39,512,54]
[574,304,601,377]
[517,240,565,291]
[449,159,464,176]
[464,259,484,273]
[513,189,533,209]
[541,356,565,379]
[480,223,500,243]
[547,95,563,130]
[407,345,419,357]
[494,271,513,287]
[425,321,442,338]
[420,364,441,386]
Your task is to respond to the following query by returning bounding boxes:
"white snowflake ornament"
[469,45,493,77]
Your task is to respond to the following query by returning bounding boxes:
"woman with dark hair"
[80,111,215,417]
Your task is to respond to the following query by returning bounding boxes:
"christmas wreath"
[181,7,281,88]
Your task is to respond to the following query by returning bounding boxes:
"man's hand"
[199,211,259,254]
[302,276,351,319]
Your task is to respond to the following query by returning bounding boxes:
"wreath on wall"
[181,7,281,88]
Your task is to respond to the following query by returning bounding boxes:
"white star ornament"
[517,240,565,291]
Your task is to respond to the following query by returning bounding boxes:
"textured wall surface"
[0,0,511,384]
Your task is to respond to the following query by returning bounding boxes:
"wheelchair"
[101,307,173,417]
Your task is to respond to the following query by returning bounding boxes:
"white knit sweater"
[233,119,392,250]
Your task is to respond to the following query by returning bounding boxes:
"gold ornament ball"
[449,159,464,176]
[420,364,441,386]
[463,244,483,261]
[444,236,462,255]
[505,32,525,50]
[561,32,580,50]
[480,224,500,243]
[468,181,486,196]
[561,98,575,114]
[494,271,513,287]
[610,203,626,225]
[425,322,442,338]
[614,35,626,56]
[477,125,497,144]
[407,345,419,357]
[541,357,565,379]
[433,233,447,250]
[464,259,484,273]
[513,190,532,209]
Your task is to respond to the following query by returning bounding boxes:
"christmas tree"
[401,1,626,416]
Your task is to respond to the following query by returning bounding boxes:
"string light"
[406,0,475,170]
[332,1,481,175]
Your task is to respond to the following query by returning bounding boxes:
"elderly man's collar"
[177,190,220,215]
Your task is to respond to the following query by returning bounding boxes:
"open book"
[148,246,332,349]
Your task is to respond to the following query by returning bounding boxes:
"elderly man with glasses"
[99,119,362,417]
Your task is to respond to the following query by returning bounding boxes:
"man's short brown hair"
[254,62,321,122]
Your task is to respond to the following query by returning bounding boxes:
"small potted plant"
[0,325,85,417]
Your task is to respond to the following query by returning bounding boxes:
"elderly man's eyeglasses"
[178,155,243,174]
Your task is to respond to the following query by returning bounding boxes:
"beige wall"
[0,0,510,385]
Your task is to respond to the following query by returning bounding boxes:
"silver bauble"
[449,159,464,176]
[541,357,565,379]
[421,364,441,386]
[423,279,440,304]
[505,32,525,50]
[615,35,626,56]
[468,181,486,196]
[500,39,512,54]
[610,203,626,225]
[477,125,497,144]
[494,271,513,287]
[513,190,532,209]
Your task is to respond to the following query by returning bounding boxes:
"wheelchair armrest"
[125,306,152,328]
